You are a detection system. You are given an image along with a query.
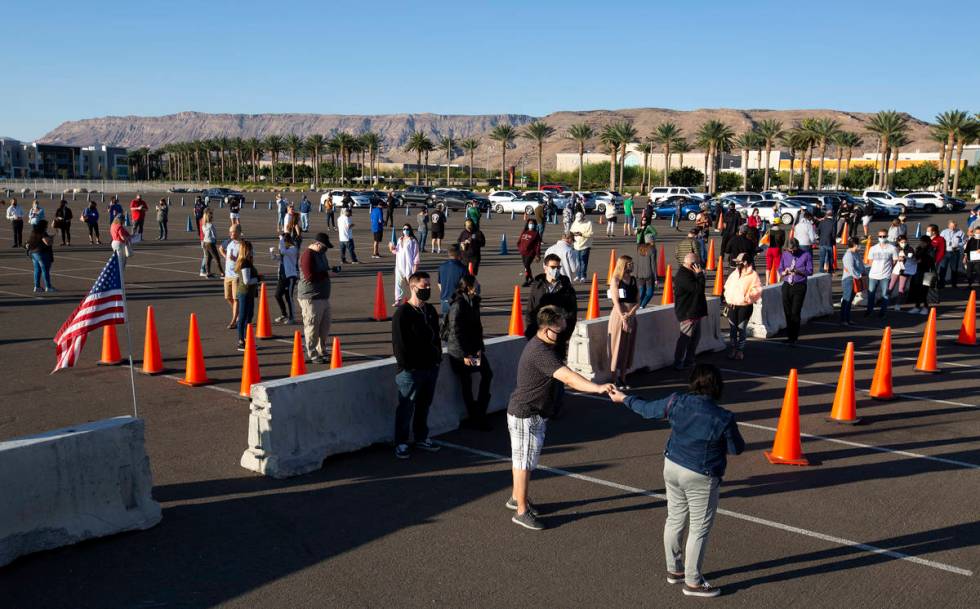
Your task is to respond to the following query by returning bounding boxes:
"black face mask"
[416,288,431,302]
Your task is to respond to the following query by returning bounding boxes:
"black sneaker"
[505,497,538,516]
[511,510,545,531]
[682,580,721,598]
[415,439,441,452]
[236,341,246,352]
[395,444,410,459]
[666,572,685,585]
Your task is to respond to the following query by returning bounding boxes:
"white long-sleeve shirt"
[337,214,353,242]
[794,219,816,247]
[6,205,22,221]
[545,239,579,279]
[570,219,593,250]
[392,237,420,277]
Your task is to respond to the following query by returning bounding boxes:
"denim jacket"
[623,392,745,478]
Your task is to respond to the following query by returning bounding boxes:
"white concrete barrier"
[746,272,834,338]
[566,297,726,380]
[0,417,161,567]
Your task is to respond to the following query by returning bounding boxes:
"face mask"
[898,242,906,248]
[878,236,886,243]
[546,267,559,279]
[575,214,584,221]
[528,223,535,230]
[403,230,410,236]
[415,288,431,302]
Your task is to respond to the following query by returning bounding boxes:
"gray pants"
[663,458,720,586]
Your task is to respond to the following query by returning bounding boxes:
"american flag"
[52,253,126,372]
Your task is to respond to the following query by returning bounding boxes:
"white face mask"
[546,267,559,279]
[528,223,535,230]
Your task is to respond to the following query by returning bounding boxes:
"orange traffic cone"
[289,330,306,377]
[178,313,211,386]
[468,261,476,276]
[869,326,895,400]
[768,261,780,285]
[956,289,976,346]
[256,283,273,339]
[141,305,163,375]
[706,240,716,270]
[606,248,617,286]
[914,307,941,373]
[862,237,871,264]
[586,273,600,319]
[330,336,343,369]
[716,213,724,231]
[765,369,810,466]
[372,272,388,321]
[508,285,524,335]
[827,342,860,424]
[96,324,123,366]
[661,265,674,306]
[839,222,849,245]
[712,256,724,297]
[759,231,770,246]
[656,245,666,278]
[832,244,838,271]
[788,227,795,242]
[239,324,261,397]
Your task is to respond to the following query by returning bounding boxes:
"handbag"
[921,271,936,287]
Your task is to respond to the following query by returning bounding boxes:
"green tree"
[840,166,875,190]
[438,135,456,186]
[404,131,429,186]
[565,123,594,191]
[866,110,909,190]
[716,172,742,192]
[755,119,784,191]
[809,118,841,189]
[652,122,682,187]
[362,132,383,186]
[696,120,735,193]
[669,167,704,188]
[284,134,303,184]
[600,124,621,190]
[522,121,556,190]
[733,131,762,190]
[263,135,285,184]
[489,124,518,188]
[305,134,326,188]
[893,164,943,191]
[951,117,979,196]
[934,109,971,194]
[613,121,638,192]
[459,138,480,187]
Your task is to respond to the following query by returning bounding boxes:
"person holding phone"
[446,274,493,431]
[778,237,813,344]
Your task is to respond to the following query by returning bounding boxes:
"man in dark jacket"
[719,203,742,255]
[391,271,443,460]
[723,225,756,267]
[524,253,578,349]
[675,229,701,267]
[816,212,836,273]
[446,275,493,431]
[672,253,708,370]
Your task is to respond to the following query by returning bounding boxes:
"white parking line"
[766,339,973,369]
[435,440,973,577]
[161,374,244,397]
[813,320,959,341]
[0,265,154,289]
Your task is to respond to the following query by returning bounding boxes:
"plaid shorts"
[508,414,547,470]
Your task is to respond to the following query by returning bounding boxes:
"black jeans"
[521,254,535,283]
[158,220,168,240]
[673,318,702,367]
[59,222,71,244]
[133,217,145,235]
[86,222,100,241]
[12,219,23,247]
[394,368,440,445]
[781,281,808,342]
[275,276,297,319]
[449,355,493,422]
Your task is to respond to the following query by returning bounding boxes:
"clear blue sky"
[5,0,977,141]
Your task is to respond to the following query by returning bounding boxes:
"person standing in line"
[674,196,684,232]
[28,200,45,227]
[570,211,593,283]
[927,223,946,275]
[82,200,101,245]
[723,252,762,359]
[430,204,446,254]
[719,203,741,255]
[457,219,486,275]
[524,254,578,350]
[778,238,813,344]
[340,191,354,211]
[544,232,579,281]
[324,194,336,228]
[219,225,243,329]
[467,200,483,228]
[672,253,707,370]
[635,213,657,246]
[370,202,385,258]
[635,235,657,308]
[746,208,762,232]
[908,236,937,315]
[886,218,901,244]
[129,194,148,237]
[234,240,258,351]
[274,233,299,325]
[6,199,24,247]
[562,204,574,234]
[794,211,816,252]
[897,213,909,239]
[283,202,302,245]
[228,196,241,228]
[26,219,55,293]
[723,225,756,268]
[390,224,420,307]
[816,211,837,273]
[336,207,359,264]
[107,196,124,226]
[506,305,617,530]
[437,245,468,315]
[604,201,618,237]
[939,220,965,289]
[199,208,220,278]
[518,218,542,287]
[193,196,207,234]
[109,215,132,267]
[155,198,169,240]
[275,193,289,231]
[866,228,898,318]
[963,226,980,287]
[446,274,494,431]
[860,197,874,238]
[532,202,546,237]
[888,234,914,312]
[385,192,397,227]
[839,237,865,325]
[675,228,701,267]
[54,200,73,246]
[299,194,312,232]
[765,217,786,275]
[607,365,745,598]
[416,204,430,254]
[623,193,635,236]
[391,271,443,460]
[297,232,334,363]
[608,255,639,388]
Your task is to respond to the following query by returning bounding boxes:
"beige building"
[556,144,786,173]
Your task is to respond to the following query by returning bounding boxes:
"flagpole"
[116,252,139,418]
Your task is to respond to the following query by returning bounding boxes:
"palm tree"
[830,131,848,189]
[488,124,518,188]
[438,135,456,186]
[420,136,434,185]
[929,127,948,179]
[780,129,807,191]
[201,140,215,182]
[887,132,910,189]
[694,132,711,190]
[935,110,971,194]
[332,132,357,185]
[612,121,638,192]
[460,138,480,187]
[361,132,383,185]
[565,123,594,191]
[284,134,303,184]
[652,122,681,187]
[672,138,691,179]
[231,137,245,183]
[638,142,654,192]
[404,131,429,186]
[244,138,262,183]
[755,119,784,191]
[809,118,841,189]
[798,119,819,190]
[216,137,231,182]
[696,120,735,193]
[600,124,621,191]
[951,118,978,196]
[305,134,326,188]
[264,135,285,184]
[865,111,909,189]
[522,121,556,190]
[733,131,761,190]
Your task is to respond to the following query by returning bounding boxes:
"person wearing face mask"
[778,238,813,344]
[297,232,335,363]
[392,272,443,460]
[544,232,579,280]
[963,227,980,287]
[927,224,946,269]
[518,218,543,286]
[446,274,494,431]
[889,235,915,311]
[390,224,420,306]
[437,245,468,315]
[840,237,865,325]
[723,252,762,359]
[457,218,486,275]
[608,255,639,388]
[866,229,898,318]
[909,236,937,314]
[673,253,708,370]
[939,221,965,289]
[569,212,593,283]
[635,213,658,246]
[525,254,578,348]
[635,234,657,308]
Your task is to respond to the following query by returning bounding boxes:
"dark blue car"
[650,196,702,221]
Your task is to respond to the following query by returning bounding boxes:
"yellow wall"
[778,159,964,171]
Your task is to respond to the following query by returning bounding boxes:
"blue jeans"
[867,277,888,315]
[300,212,309,231]
[394,368,439,445]
[237,292,255,343]
[938,253,961,288]
[340,239,358,262]
[818,245,834,273]
[31,252,52,290]
[575,248,591,281]
[638,278,655,308]
[418,228,428,253]
[840,277,854,322]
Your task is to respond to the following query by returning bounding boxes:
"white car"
[492,191,551,214]
[488,190,520,205]
[591,190,624,212]
[718,191,765,204]
[648,186,709,203]
[743,199,804,225]
[904,191,951,213]
[761,190,787,200]
[321,190,371,208]
[862,190,912,213]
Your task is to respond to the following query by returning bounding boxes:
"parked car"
[743,199,804,225]
[761,190,787,200]
[717,191,765,205]
[430,189,490,211]
[202,187,245,207]
[649,186,709,203]
[488,190,520,206]
[787,195,834,215]
[540,184,567,193]
[396,185,435,207]
[320,190,372,208]
[904,191,953,213]
[591,190,624,213]
[649,196,702,221]
[862,190,913,213]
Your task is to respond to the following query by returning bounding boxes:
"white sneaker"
[908,307,920,314]
[920,309,929,315]
[893,304,900,312]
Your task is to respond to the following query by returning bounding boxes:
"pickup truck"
[648,186,709,203]
[395,185,435,207]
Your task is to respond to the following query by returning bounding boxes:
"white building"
[556,143,786,174]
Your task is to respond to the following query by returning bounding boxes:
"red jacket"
[517,229,541,257]
[130,199,148,220]
[931,235,946,264]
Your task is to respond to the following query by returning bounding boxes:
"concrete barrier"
[0,417,161,567]
[566,297,726,381]
[746,272,834,338]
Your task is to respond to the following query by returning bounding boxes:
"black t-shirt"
[507,337,565,419]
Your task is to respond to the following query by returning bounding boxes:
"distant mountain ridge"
[40,108,935,170]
